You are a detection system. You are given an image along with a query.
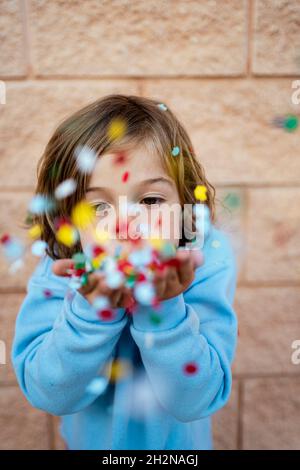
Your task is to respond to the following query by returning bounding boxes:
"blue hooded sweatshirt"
[11,225,238,450]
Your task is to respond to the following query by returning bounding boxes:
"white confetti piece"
[54,178,77,200]
[31,240,47,257]
[75,146,97,174]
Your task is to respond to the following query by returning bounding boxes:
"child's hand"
[52,259,133,309]
[153,249,204,301]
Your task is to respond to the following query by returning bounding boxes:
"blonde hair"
[33,94,215,259]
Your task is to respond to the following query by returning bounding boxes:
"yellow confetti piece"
[91,253,106,270]
[28,224,42,239]
[194,185,207,201]
[105,359,132,383]
[148,237,164,250]
[71,201,95,229]
[56,224,78,247]
[107,118,127,141]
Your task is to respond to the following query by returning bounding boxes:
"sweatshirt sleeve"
[11,255,128,416]
[129,229,238,423]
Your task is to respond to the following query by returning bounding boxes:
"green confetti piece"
[72,252,86,269]
[81,272,89,286]
[283,115,298,132]
[223,192,241,210]
[150,313,162,325]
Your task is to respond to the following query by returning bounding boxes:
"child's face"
[81,141,182,252]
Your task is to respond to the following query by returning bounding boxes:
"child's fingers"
[52,259,74,277]
[78,272,102,296]
[176,251,194,285]
[153,270,167,299]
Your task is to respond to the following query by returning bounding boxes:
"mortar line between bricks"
[1,74,300,82]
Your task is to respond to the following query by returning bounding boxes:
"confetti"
[134,281,156,306]
[283,114,298,132]
[194,185,207,202]
[54,178,77,200]
[183,362,198,375]
[9,258,24,274]
[113,151,127,165]
[223,192,240,210]
[107,118,127,141]
[71,201,95,229]
[1,235,24,260]
[157,103,168,111]
[122,171,129,183]
[31,240,47,257]
[29,194,54,214]
[149,312,162,325]
[43,289,53,298]
[106,270,124,289]
[105,359,132,383]
[75,146,97,174]
[211,240,221,249]
[56,223,78,247]
[28,224,43,239]
[171,146,180,157]
[86,377,109,395]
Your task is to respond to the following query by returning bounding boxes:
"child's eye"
[140,197,165,206]
[93,202,111,214]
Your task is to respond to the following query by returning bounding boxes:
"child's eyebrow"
[138,177,174,188]
[87,177,174,194]
[86,186,112,198]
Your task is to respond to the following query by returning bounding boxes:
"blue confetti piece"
[171,146,180,157]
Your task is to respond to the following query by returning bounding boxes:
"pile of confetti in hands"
[52,234,204,322]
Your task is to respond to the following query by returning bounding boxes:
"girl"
[11,94,238,450]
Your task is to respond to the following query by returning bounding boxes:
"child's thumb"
[52,258,74,277]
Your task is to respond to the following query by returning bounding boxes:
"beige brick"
[0,294,24,385]
[0,386,50,449]
[212,379,239,450]
[245,188,300,282]
[215,187,246,279]
[29,0,247,77]
[0,0,26,77]
[0,81,139,188]
[142,79,300,185]
[233,287,300,376]
[0,192,39,290]
[253,0,300,75]
[243,377,300,449]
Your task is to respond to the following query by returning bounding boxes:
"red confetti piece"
[136,272,146,283]
[113,151,127,165]
[43,289,52,298]
[98,309,114,321]
[122,171,129,183]
[0,233,10,245]
[183,362,198,375]
[93,245,105,257]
